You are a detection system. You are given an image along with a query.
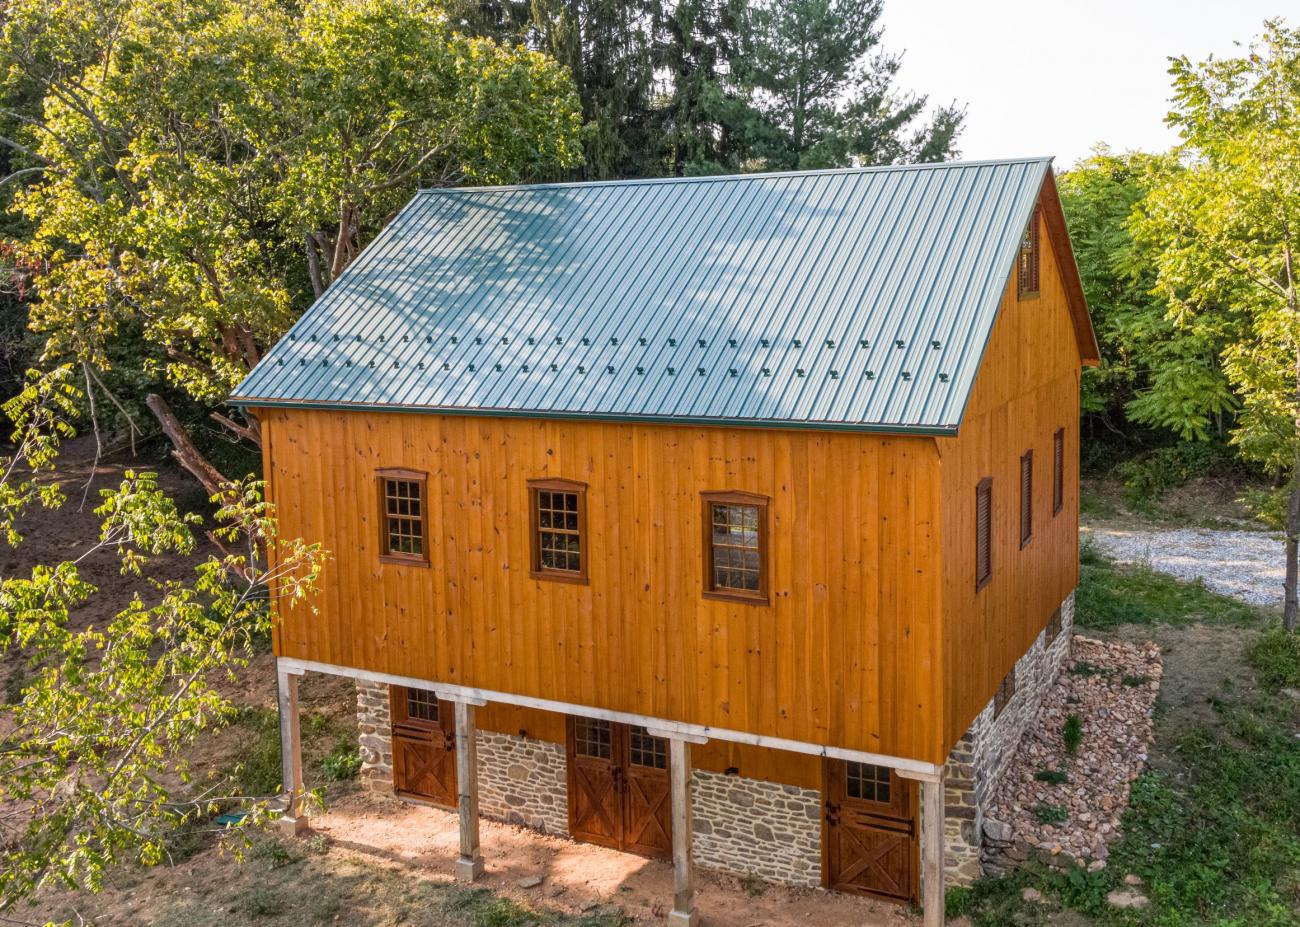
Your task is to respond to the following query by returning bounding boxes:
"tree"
[1136,21,1300,628]
[1058,149,1236,440]
[740,0,963,169]
[2,0,583,492]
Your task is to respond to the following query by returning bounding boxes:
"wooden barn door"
[566,717,671,859]
[390,686,457,807]
[824,760,917,903]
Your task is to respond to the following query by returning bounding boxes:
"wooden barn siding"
[937,207,1083,751]
[263,412,947,764]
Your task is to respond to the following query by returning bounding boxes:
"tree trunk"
[1288,339,1300,631]
[145,393,232,499]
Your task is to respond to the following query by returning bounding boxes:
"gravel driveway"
[1085,526,1285,607]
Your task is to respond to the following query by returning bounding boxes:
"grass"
[1076,543,1270,630]
[1248,626,1300,688]
[1034,769,1068,785]
[1032,803,1068,826]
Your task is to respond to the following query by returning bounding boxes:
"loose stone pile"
[983,636,1161,871]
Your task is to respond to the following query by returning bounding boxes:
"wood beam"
[453,700,485,881]
[277,666,308,836]
[920,773,946,927]
[667,738,698,927]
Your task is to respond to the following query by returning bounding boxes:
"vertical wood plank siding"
[937,207,1082,750]
[262,411,946,763]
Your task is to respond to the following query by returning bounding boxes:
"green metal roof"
[232,158,1059,433]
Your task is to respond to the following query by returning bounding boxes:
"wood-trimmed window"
[975,477,992,591]
[528,478,588,583]
[702,491,769,603]
[994,666,1017,717]
[377,468,429,565]
[1053,427,1065,516]
[1017,206,1041,298]
[1020,449,1034,549]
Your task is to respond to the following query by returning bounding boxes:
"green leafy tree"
[1059,149,1236,440]
[1136,21,1300,627]
[0,471,326,910]
[2,0,583,489]
[740,0,963,169]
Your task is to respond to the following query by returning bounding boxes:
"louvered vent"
[1020,450,1033,548]
[976,477,992,590]
[1053,427,1064,514]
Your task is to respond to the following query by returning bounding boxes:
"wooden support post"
[920,773,946,927]
[667,738,698,927]
[277,666,308,836]
[454,700,485,882]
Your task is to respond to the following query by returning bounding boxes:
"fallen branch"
[144,394,229,498]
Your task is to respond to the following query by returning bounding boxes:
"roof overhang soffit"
[1038,170,1101,367]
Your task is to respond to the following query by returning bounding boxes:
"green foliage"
[1239,486,1289,530]
[228,706,285,797]
[1031,803,1068,825]
[1114,441,1240,508]
[319,739,363,782]
[1062,715,1083,754]
[1077,549,1268,630]
[0,476,325,909]
[1034,769,1068,785]
[1248,626,1300,689]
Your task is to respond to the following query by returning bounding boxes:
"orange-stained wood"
[258,190,1083,769]
[936,203,1083,750]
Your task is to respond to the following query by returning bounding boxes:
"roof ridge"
[421,157,1055,195]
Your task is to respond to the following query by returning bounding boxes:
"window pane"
[846,762,891,803]
[384,478,424,557]
[575,717,611,759]
[629,726,667,769]
[535,488,582,574]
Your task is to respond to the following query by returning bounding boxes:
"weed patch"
[1062,714,1083,753]
[1033,768,1068,785]
[1076,553,1268,629]
[1032,803,1068,825]
[1247,626,1300,688]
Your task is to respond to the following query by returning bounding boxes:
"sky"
[878,0,1287,167]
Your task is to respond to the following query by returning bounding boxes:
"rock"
[1087,859,1107,872]
[1107,890,1149,909]
[1281,688,1300,702]
[1021,888,1044,903]
[983,818,1013,843]
[1123,873,1144,887]
[517,876,544,889]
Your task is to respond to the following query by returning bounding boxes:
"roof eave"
[230,397,961,437]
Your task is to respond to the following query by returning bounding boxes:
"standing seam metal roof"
[231,157,1062,433]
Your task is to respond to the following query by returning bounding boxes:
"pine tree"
[741,0,963,169]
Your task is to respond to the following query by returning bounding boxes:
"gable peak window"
[1020,449,1034,549]
[1017,205,1041,299]
[702,491,769,603]
[529,478,588,583]
[975,477,993,591]
[377,468,429,565]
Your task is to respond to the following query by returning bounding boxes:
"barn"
[231,156,1099,927]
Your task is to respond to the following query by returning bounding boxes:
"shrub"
[320,739,363,782]
[1062,715,1083,754]
[227,706,282,796]
[1032,803,1068,825]
[1247,626,1300,689]
[1115,442,1238,508]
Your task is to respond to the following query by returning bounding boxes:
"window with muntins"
[1053,427,1065,515]
[406,687,439,723]
[378,469,428,564]
[1020,450,1034,549]
[629,727,668,769]
[1018,206,1041,298]
[529,479,588,583]
[846,762,892,804]
[976,477,993,590]
[574,717,612,759]
[1045,606,1063,645]
[702,491,769,602]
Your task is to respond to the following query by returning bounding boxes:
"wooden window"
[994,666,1017,717]
[1045,606,1063,645]
[1018,206,1041,298]
[377,469,428,565]
[529,478,588,583]
[628,726,668,769]
[1020,450,1033,549]
[1053,427,1065,516]
[405,687,440,724]
[702,491,769,603]
[574,717,612,759]
[845,761,892,804]
[975,477,993,591]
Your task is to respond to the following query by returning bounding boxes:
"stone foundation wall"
[690,770,823,888]
[356,680,394,794]
[943,590,1075,884]
[475,731,570,835]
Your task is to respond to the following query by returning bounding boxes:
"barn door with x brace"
[566,717,672,859]
[824,759,918,904]
[390,685,457,807]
